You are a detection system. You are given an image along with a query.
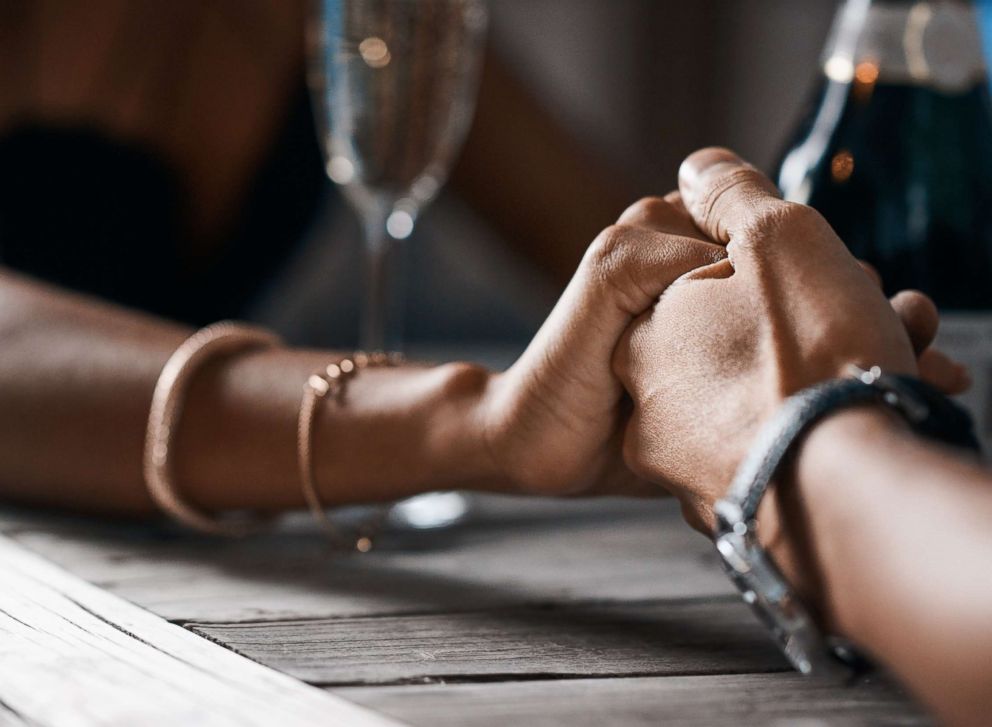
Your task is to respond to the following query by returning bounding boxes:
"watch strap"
[718,369,981,524]
[712,367,980,677]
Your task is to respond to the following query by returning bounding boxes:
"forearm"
[768,408,992,725]
[0,270,499,516]
[177,350,500,514]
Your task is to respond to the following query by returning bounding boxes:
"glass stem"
[360,207,393,352]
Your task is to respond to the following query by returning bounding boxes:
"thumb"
[678,147,785,245]
[678,147,853,279]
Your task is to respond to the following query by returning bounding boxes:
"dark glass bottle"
[777,0,992,449]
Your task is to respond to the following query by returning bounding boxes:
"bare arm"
[0,202,723,517]
[770,409,992,726]
[0,270,495,516]
[615,147,989,726]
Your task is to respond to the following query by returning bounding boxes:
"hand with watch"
[614,148,992,725]
[713,365,979,678]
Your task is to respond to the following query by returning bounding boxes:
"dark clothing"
[0,86,328,325]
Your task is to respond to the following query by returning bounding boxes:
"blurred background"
[260,0,839,355]
[0,0,841,358]
[493,0,835,195]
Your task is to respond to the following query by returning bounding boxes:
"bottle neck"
[822,0,986,93]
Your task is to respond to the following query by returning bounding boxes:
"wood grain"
[0,498,732,623]
[188,598,788,685]
[334,673,930,727]
[0,497,929,725]
[0,535,404,727]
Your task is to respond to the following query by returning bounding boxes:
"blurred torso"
[0,1,326,322]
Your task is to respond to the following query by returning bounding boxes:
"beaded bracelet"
[297,351,403,551]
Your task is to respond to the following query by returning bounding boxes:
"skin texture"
[789,408,992,727]
[0,218,717,515]
[0,145,954,515]
[615,149,920,528]
[3,4,986,720]
[0,143,985,721]
[0,1,645,513]
[613,148,992,726]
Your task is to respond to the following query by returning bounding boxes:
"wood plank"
[333,673,930,727]
[0,535,404,727]
[188,597,789,685]
[0,498,732,623]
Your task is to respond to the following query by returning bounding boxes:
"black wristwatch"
[713,365,981,678]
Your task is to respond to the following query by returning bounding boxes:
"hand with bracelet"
[0,132,979,718]
[0,198,742,523]
[0,164,957,526]
[614,148,992,726]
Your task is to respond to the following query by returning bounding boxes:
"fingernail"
[679,147,745,209]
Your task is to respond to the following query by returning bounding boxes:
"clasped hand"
[481,147,966,530]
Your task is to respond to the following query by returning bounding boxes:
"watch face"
[714,530,835,677]
[710,378,909,679]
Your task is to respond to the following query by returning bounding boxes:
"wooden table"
[0,496,930,726]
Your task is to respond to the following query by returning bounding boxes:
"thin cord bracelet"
[144,321,283,537]
[297,351,403,551]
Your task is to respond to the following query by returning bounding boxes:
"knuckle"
[585,224,636,277]
[625,196,672,223]
[739,200,827,248]
[781,200,828,229]
[584,224,656,314]
[586,224,641,314]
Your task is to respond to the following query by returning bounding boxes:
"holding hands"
[613,148,962,528]
[483,147,964,517]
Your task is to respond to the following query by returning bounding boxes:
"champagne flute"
[308,0,488,351]
[308,0,488,528]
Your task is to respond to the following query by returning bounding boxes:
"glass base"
[388,491,470,529]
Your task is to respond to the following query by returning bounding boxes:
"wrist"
[756,405,909,633]
[314,361,504,502]
[427,361,505,490]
